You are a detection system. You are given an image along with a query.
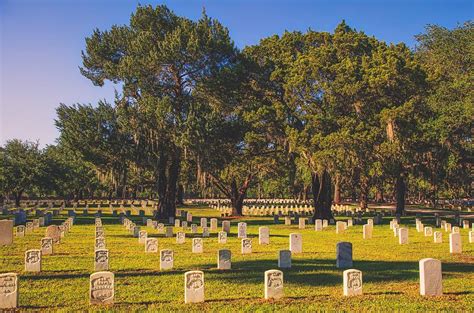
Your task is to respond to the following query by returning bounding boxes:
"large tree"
[80,5,237,217]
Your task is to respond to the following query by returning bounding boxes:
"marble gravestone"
[145,238,158,253]
[0,220,14,245]
[25,249,41,272]
[241,238,252,254]
[184,271,204,303]
[89,271,114,305]
[449,233,462,254]
[41,237,53,255]
[398,228,408,244]
[419,258,442,296]
[424,227,433,237]
[336,242,353,269]
[289,233,302,254]
[264,270,284,300]
[343,269,363,296]
[218,249,231,270]
[434,231,443,243]
[362,224,372,239]
[222,221,231,234]
[94,249,109,271]
[218,231,227,244]
[192,238,203,253]
[259,227,270,245]
[138,230,147,244]
[278,250,291,269]
[210,218,218,231]
[238,222,247,238]
[176,232,186,244]
[0,273,18,309]
[160,249,174,270]
[315,219,323,231]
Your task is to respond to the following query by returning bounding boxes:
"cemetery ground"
[1,206,473,311]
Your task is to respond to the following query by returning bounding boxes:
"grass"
[1,205,473,312]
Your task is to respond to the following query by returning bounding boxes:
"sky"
[1,0,472,147]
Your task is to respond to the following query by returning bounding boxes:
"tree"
[0,140,43,206]
[80,4,237,217]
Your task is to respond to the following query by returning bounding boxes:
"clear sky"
[1,0,472,147]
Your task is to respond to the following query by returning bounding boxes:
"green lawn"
[1,206,473,311]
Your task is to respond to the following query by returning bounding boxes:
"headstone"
[16,225,25,237]
[449,233,462,253]
[202,227,210,238]
[184,271,204,303]
[336,221,345,234]
[45,225,61,244]
[463,220,470,229]
[186,212,193,222]
[218,249,231,270]
[133,226,140,238]
[192,238,203,253]
[0,220,14,245]
[145,238,158,253]
[343,269,363,296]
[89,271,114,305]
[200,218,207,228]
[168,216,175,224]
[434,231,442,243]
[181,221,188,229]
[362,224,372,239]
[336,242,353,268]
[424,227,433,236]
[419,258,442,296]
[452,226,460,234]
[210,218,218,231]
[191,224,198,234]
[222,221,230,234]
[289,233,302,254]
[444,223,452,232]
[0,273,18,309]
[176,232,186,244]
[241,238,252,254]
[264,270,284,300]
[315,219,322,231]
[25,249,41,272]
[41,237,53,255]
[139,230,147,244]
[157,223,164,233]
[398,228,408,244]
[259,227,270,245]
[218,231,227,244]
[95,237,106,250]
[94,249,109,271]
[160,249,174,270]
[285,216,291,225]
[469,231,473,243]
[238,222,247,238]
[278,250,291,269]
[298,218,306,229]
[165,226,173,238]
[175,219,181,228]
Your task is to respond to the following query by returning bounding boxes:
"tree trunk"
[334,174,341,204]
[177,184,184,205]
[311,170,333,220]
[159,149,181,218]
[14,190,23,207]
[376,188,384,203]
[359,175,369,209]
[395,173,406,215]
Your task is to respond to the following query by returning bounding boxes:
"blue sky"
[1,0,472,146]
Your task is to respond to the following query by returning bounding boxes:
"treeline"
[1,5,472,218]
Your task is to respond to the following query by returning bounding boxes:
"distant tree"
[0,140,43,206]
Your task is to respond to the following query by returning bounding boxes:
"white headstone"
[449,233,462,253]
[259,227,270,245]
[241,238,252,254]
[362,224,372,239]
[176,232,186,244]
[419,258,442,296]
[210,218,218,231]
[343,269,363,296]
[41,237,53,255]
[25,249,41,272]
[200,218,207,228]
[0,273,18,309]
[238,222,247,238]
[434,231,442,243]
[184,271,204,303]
[94,249,109,271]
[138,230,147,244]
[145,238,158,253]
[89,271,114,305]
[264,270,284,299]
[315,219,322,231]
[398,228,408,244]
[424,227,433,237]
[289,233,302,254]
[192,238,203,253]
[298,218,306,229]
[218,231,227,244]
[469,231,474,243]
[160,249,174,270]
[336,221,345,234]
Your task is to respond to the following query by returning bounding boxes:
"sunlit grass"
[1,206,473,311]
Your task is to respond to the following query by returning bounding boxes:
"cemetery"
[1,1,473,311]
